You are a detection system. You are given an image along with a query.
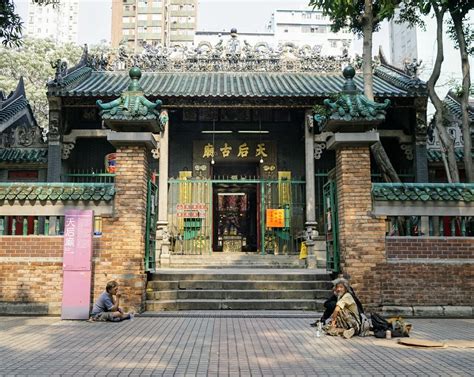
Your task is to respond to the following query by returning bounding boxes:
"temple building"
[1,33,472,315]
[44,33,429,266]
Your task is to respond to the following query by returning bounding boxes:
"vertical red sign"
[62,209,94,320]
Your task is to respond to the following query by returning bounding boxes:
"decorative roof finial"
[128,67,142,91]
[341,65,357,94]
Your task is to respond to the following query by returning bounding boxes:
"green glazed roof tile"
[443,92,474,122]
[427,148,470,162]
[373,65,427,95]
[372,183,474,202]
[0,183,115,202]
[50,71,411,98]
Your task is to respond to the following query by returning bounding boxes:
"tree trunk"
[427,6,460,182]
[370,141,402,183]
[450,11,473,182]
[362,0,374,101]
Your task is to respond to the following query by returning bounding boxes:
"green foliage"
[446,2,474,56]
[0,0,22,47]
[0,0,59,47]
[0,38,83,129]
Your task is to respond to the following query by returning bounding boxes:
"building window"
[151,14,162,21]
[330,40,337,48]
[138,14,147,20]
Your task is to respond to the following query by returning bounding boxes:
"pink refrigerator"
[61,209,94,320]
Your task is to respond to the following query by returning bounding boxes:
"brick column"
[336,146,386,308]
[93,145,149,312]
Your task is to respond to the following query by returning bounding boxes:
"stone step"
[147,289,330,300]
[167,255,305,269]
[168,264,304,269]
[150,272,332,282]
[146,299,326,311]
[147,280,333,291]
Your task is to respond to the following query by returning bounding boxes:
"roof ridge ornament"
[97,67,163,133]
[86,35,354,73]
[314,65,391,132]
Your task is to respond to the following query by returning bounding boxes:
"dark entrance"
[212,163,258,252]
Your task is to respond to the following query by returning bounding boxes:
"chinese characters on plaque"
[266,209,285,228]
[176,203,208,218]
[202,142,268,159]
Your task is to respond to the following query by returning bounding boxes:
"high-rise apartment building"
[26,0,79,44]
[271,8,353,56]
[111,0,197,52]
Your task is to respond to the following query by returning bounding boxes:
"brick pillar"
[93,145,149,312]
[336,146,386,308]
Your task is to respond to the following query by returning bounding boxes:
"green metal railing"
[0,216,63,236]
[62,169,115,183]
[145,180,158,272]
[323,180,339,273]
[387,216,473,237]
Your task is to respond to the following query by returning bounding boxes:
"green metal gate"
[323,180,339,273]
[261,180,306,255]
[167,179,305,255]
[145,179,158,272]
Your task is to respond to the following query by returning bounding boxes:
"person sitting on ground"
[310,286,337,327]
[323,277,361,339]
[311,275,365,328]
[90,280,134,322]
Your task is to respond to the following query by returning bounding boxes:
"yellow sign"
[266,209,285,228]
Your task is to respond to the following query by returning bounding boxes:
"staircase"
[145,269,333,311]
[167,254,307,269]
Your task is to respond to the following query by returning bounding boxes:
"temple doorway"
[212,163,259,252]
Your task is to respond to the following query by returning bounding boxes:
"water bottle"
[385,330,391,339]
[316,321,322,337]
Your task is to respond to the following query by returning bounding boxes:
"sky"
[14,0,389,56]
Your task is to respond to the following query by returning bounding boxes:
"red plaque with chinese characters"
[266,209,285,228]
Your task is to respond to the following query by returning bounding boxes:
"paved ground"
[0,313,473,376]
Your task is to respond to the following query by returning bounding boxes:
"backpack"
[370,312,391,338]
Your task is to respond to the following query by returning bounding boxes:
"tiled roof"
[372,183,474,202]
[0,77,37,129]
[48,71,411,99]
[444,92,474,122]
[0,183,115,201]
[427,148,471,162]
[0,149,48,163]
[0,96,28,124]
[373,65,427,95]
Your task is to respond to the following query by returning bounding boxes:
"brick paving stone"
[0,315,473,376]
